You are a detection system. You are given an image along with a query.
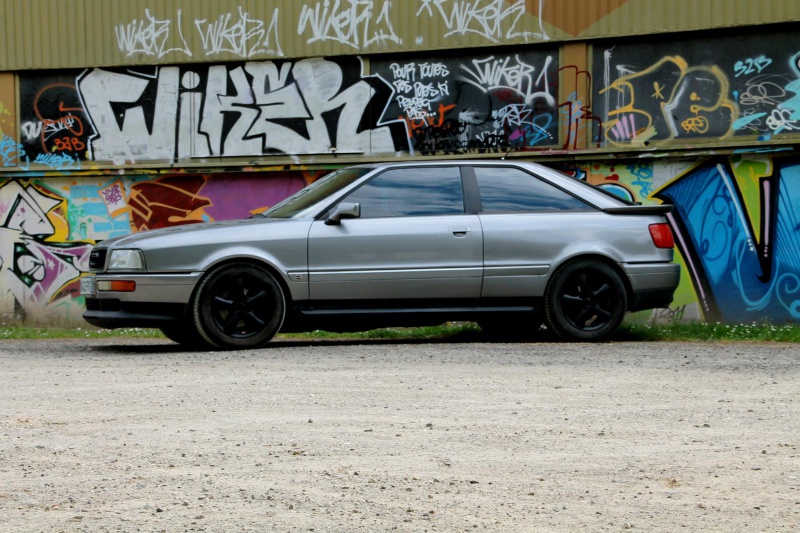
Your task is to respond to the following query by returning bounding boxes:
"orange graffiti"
[53,137,86,152]
[400,103,457,138]
[33,84,86,153]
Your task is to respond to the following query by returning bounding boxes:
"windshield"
[259,167,373,219]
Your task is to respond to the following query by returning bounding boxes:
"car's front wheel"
[544,259,626,341]
[192,263,285,350]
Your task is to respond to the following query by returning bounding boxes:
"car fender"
[547,240,626,279]
[196,246,309,302]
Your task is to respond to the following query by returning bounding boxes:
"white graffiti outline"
[298,0,402,49]
[458,54,556,108]
[195,7,284,58]
[115,8,192,58]
[416,0,548,43]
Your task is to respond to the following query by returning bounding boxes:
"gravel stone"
[1,337,798,531]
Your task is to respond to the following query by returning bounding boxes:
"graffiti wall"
[0,171,320,325]
[111,1,549,61]
[18,72,90,169]
[594,28,800,145]
[5,154,800,327]
[15,28,800,165]
[4,21,800,327]
[15,51,558,166]
[372,50,559,154]
[2,155,800,326]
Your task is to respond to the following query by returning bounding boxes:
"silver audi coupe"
[82,161,680,349]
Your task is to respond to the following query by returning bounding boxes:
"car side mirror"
[325,202,361,225]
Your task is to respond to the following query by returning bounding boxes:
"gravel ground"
[0,337,798,532]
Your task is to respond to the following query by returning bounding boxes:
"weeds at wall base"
[0,321,799,342]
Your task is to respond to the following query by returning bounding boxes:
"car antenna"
[501,145,514,160]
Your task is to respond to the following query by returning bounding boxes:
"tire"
[192,263,286,350]
[544,259,627,342]
[160,319,213,349]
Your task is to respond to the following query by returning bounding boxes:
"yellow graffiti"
[681,115,709,134]
[600,56,738,145]
[663,65,738,138]
[33,183,71,243]
[0,102,14,136]
[730,155,773,245]
[652,81,665,99]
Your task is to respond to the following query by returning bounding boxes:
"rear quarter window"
[475,167,592,213]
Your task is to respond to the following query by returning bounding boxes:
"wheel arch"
[549,253,635,311]
[190,255,296,310]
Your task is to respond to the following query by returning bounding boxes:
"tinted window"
[475,167,590,213]
[343,167,464,218]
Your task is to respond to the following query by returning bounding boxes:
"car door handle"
[449,226,471,237]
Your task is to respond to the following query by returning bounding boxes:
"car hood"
[96,218,293,249]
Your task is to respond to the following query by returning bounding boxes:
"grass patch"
[0,326,162,340]
[0,321,798,342]
[619,321,800,342]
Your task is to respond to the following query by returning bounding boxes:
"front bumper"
[83,301,189,328]
[81,272,201,329]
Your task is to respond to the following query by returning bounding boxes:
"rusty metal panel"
[2,0,800,71]
[540,0,800,40]
[0,73,16,140]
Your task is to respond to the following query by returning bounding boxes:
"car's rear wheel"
[544,259,626,342]
[192,263,285,350]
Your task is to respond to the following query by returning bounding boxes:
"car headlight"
[107,249,145,270]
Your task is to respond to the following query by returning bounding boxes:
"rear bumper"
[622,262,681,311]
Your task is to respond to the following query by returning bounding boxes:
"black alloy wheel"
[193,263,285,350]
[544,259,626,341]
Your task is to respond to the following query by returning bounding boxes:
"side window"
[475,167,591,213]
[343,167,465,218]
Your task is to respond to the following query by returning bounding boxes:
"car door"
[471,166,599,298]
[307,166,483,301]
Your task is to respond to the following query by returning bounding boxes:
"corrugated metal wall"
[2,0,799,71]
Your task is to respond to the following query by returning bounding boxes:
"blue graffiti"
[773,52,800,134]
[33,152,82,171]
[626,163,654,198]
[0,134,28,168]
[657,159,800,322]
[508,113,554,147]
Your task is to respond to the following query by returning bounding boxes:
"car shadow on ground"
[87,327,645,355]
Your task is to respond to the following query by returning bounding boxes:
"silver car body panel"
[478,210,674,298]
[307,215,483,300]
[92,217,314,301]
[86,273,202,303]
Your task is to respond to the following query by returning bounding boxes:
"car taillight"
[649,223,674,249]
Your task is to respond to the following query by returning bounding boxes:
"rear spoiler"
[602,204,673,215]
